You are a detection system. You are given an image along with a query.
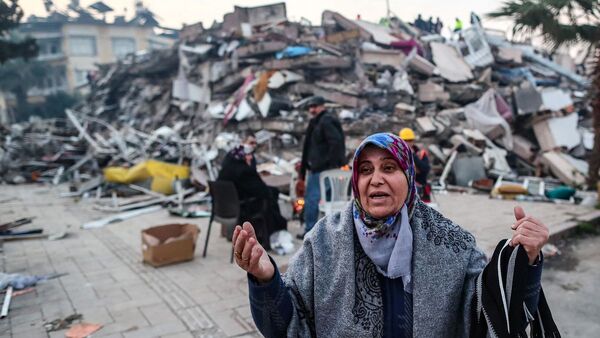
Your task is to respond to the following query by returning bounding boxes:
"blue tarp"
[275,46,313,59]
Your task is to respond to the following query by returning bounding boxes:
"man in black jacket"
[297,96,346,238]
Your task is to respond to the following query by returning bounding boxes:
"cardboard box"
[142,223,199,267]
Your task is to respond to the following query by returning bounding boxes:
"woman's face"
[357,145,408,218]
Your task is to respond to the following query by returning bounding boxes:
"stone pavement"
[433,191,600,254]
[0,184,597,337]
[542,233,600,337]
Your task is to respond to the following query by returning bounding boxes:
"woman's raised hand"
[510,206,550,265]
[232,222,275,283]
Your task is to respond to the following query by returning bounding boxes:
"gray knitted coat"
[283,200,487,337]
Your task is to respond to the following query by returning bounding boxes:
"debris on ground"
[65,322,103,338]
[44,313,83,332]
[0,272,67,291]
[0,3,597,228]
[142,223,200,267]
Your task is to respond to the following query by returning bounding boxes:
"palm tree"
[489,0,600,189]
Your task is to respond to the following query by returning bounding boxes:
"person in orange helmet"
[399,128,431,202]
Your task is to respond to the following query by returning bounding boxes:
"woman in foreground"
[233,132,559,337]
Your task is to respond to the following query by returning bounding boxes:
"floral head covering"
[229,145,246,161]
[351,132,417,229]
[351,133,416,290]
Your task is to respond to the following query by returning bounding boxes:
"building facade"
[18,15,176,97]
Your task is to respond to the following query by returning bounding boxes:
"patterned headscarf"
[351,132,417,230]
[351,133,416,289]
[229,145,246,161]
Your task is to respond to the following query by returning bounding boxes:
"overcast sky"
[20,0,513,33]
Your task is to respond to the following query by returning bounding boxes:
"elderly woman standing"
[232,133,558,337]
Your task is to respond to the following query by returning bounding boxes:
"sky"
[19,0,514,34]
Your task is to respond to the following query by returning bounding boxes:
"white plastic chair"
[318,169,352,216]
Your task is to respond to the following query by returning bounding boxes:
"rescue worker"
[399,128,432,202]
[454,17,463,32]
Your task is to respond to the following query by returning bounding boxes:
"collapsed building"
[0,3,596,209]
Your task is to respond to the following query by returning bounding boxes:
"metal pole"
[386,0,390,20]
[1,286,13,318]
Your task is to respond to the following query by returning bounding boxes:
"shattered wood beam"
[85,117,129,160]
[65,110,114,154]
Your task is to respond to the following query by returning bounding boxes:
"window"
[148,39,168,50]
[31,65,67,94]
[69,36,97,56]
[112,37,136,59]
[74,69,89,86]
[37,38,62,56]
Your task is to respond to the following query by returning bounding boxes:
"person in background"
[435,17,443,34]
[427,17,434,33]
[454,17,463,32]
[413,14,426,31]
[399,128,431,202]
[218,133,287,249]
[470,11,482,25]
[296,96,346,239]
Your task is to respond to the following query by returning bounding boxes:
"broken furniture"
[203,180,266,263]
[318,169,352,216]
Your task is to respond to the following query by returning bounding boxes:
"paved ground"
[0,184,598,337]
[542,232,600,337]
[433,191,600,254]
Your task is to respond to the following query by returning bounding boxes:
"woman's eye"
[384,165,396,171]
[359,166,373,174]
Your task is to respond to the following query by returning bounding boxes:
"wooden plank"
[0,217,34,232]
[0,233,48,241]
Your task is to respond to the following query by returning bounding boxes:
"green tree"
[489,0,600,188]
[0,0,38,63]
[0,58,47,119]
[31,91,79,120]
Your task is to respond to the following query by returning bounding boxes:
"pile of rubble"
[1,3,597,205]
